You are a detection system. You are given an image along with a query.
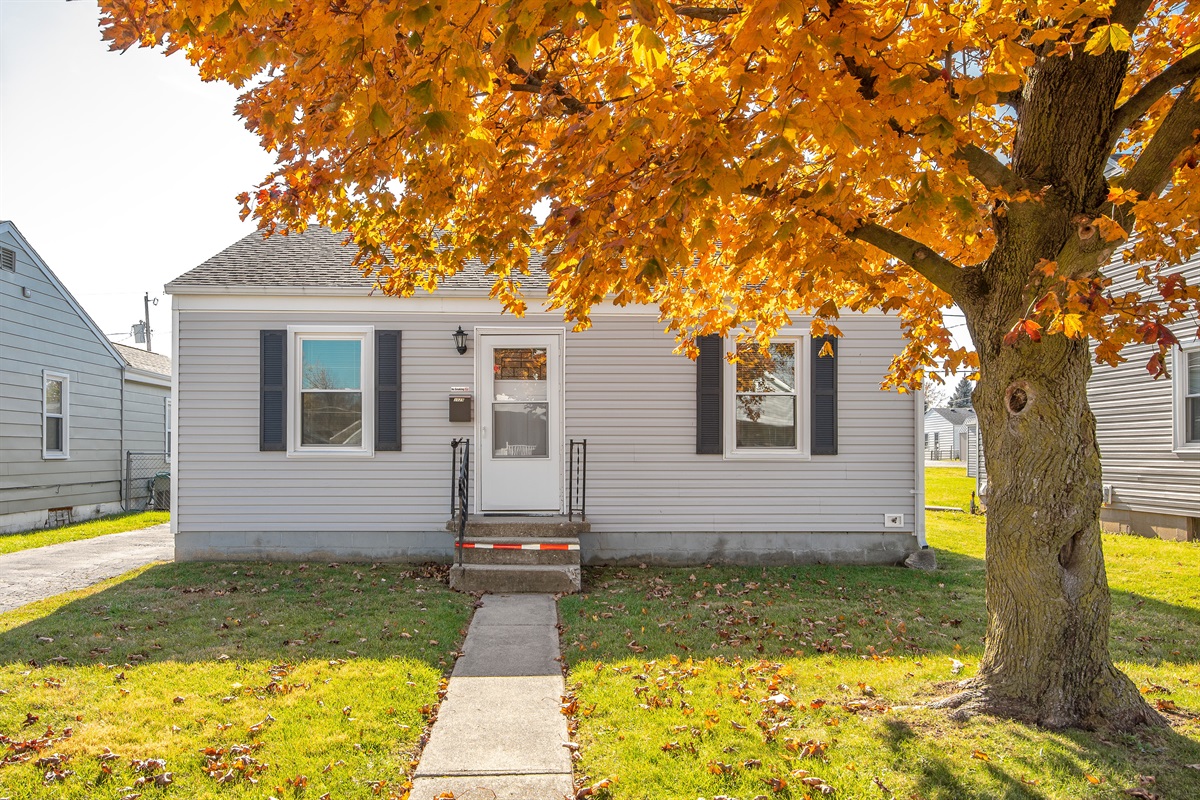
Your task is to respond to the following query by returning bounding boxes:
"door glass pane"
[46,417,63,452]
[302,340,361,390]
[45,378,62,414]
[301,392,363,445]
[493,348,547,402]
[736,343,795,393]
[736,394,796,448]
[494,402,549,457]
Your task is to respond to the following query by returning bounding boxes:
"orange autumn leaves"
[97,0,1200,384]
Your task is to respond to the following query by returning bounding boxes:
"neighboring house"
[1088,253,1200,542]
[0,221,172,533]
[165,226,927,587]
[923,407,975,461]
[112,343,173,512]
[964,418,987,509]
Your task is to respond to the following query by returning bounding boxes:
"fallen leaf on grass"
[972,750,990,762]
[1086,774,1104,785]
[1124,789,1159,799]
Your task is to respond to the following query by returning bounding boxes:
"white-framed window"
[42,370,69,459]
[165,398,173,456]
[724,335,809,458]
[1175,344,1200,455]
[288,326,374,456]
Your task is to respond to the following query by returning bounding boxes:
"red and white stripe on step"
[454,542,579,551]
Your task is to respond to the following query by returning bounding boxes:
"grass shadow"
[1,560,473,670]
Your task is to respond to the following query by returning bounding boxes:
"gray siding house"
[923,407,974,461]
[0,221,172,532]
[1088,253,1200,542]
[166,227,926,580]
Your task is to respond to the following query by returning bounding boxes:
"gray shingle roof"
[931,407,975,426]
[168,225,550,292]
[113,342,172,376]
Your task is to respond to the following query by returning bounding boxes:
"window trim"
[723,333,811,460]
[286,325,375,458]
[42,370,69,460]
[1174,342,1200,456]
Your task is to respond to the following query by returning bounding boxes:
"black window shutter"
[260,330,286,451]
[811,336,838,455]
[696,334,723,454]
[376,330,402,451]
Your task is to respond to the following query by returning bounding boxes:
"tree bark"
[933,329,1163,729]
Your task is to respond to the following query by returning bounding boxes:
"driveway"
[0,523,173,613]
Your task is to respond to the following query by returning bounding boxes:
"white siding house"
[166,227,925,570]
[923,407,974,461]
[1088,253,1200,542]
[0,221,172,532]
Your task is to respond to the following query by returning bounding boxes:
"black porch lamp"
[453,326,468,355]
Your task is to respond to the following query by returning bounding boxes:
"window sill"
[42,453,69,460]
[286,448,376,459]
[1171,446,1200,459]
[723,450,812,461]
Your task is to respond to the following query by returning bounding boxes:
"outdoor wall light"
[22,287,32,298]
[453,326,469,355]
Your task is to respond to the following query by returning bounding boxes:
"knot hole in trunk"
[1006,382,1031,415]
[1059,530,1084,570]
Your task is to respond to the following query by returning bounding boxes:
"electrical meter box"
[449,387,473,422]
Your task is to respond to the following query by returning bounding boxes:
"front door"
[477,331,563,513]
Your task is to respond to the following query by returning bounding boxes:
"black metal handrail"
[567,439,587,521]
[451,438,470,565]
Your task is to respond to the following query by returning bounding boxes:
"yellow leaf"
[1062,314,1084,338]
[1085,773,1103,784]
[1084,24,1133,56]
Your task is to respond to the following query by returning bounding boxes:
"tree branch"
[1110,0,1156,31]
[1109,49,1200,149]
[953,144,1024,194]
[671,5,741,22]
[847,222,963,295]
[1121,78,1200,202]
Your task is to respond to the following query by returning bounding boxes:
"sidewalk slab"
[415,676,572,777]
[411,594,573,800]
[409,774,574,800]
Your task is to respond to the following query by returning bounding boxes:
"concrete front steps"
[447,515,588,594]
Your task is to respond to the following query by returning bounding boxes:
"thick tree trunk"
[934,330,1162,729]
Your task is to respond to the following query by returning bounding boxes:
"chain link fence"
[125,452,171,511]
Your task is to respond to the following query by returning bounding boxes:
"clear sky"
[1,0,275,358]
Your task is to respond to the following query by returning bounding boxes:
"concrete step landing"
[448,514,590,538]
[449,563,581,594]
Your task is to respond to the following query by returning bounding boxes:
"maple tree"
[98,0,1200,729]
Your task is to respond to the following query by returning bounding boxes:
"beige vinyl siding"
[174,306,916,537]
[1088,253,1200,519]
[0,226,124,518]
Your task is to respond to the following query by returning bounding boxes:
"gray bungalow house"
[1087,252,1200,542]
[0,221,172,532]
[923,407,974,461]
[165,226,927,590]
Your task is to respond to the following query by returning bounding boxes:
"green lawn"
[925,466,978,511]
[561,484,1200,799]
[0,562,473,799]
[0,511,170,556]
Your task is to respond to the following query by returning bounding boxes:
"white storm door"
[478,333,563,513]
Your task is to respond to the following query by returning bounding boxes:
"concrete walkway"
[0,523,173,613]
[410,594,573,800]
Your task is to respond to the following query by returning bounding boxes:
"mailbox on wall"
[449,387,473,422]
